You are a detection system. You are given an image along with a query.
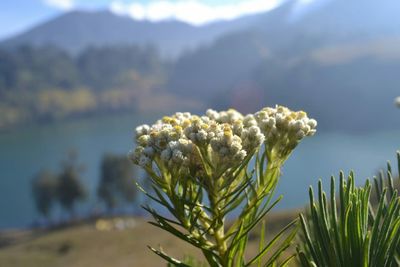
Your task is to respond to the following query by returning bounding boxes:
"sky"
[0,0,291,40]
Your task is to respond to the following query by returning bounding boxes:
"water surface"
[0,113,399,228]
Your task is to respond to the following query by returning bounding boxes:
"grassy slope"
[0,211,299,267]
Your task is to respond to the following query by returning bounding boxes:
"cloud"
[110,0,284,25]
[44,0,74,10]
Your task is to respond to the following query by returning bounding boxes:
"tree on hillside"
[32,169,58,219]
[57,151,87,217]
[97,154,138,212]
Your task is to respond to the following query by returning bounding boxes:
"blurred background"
[0,0,400,265]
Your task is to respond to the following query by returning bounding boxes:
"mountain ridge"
[2,0,400,132]
[0,9,263,58]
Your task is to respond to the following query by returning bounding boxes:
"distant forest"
[1,35,400,132]
[2,0,400,132]
[0,45,170,129]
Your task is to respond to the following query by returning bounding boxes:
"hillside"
[0,212,297,267]
[0,45,202,130]
[1,0,400,132]
[167,0,400,131]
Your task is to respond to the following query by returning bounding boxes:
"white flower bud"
[275,114,284,126]
[137,135,151,146]
[308,119,317,129]
[135,124,150,137]
[206,109,219,120]
[249,125,261,136]
[230,141,242,154]
[234,150,247,161]
[294,120,304,131]
[302,124,311,133]
[307,129,317,136]
[243,114,257,127]
[197,130,208,142]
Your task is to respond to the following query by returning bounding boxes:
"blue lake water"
[0,113,399,229]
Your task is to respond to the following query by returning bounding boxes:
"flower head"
[130,106,316,181]
[254,105,317,160]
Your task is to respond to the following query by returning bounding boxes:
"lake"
[0,113,399,229]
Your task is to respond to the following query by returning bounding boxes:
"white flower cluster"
[160,138,194,167]
[209,124,247,164]
[129,106,317,171]
[206,108,243,124]
[255,106,316,139]
[252,106,317,158]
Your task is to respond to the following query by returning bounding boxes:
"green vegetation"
[32,152,87,220]
[57,153,87,217]
[0,45,167,129]
[32,170,58,219]
[130,107,317,266]
[298,175,400,266]
[32,152,144,221]
[97,154,138,211]
[129,106,400,266]
[297,153,400,267]
[24,104,400,266]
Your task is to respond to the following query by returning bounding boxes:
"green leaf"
[245,219,298,266]
[148,246,191,267]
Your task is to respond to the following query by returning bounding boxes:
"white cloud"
[44,0,74,10]
[110,0,284,25]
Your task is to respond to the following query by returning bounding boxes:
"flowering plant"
[129,106,317,266]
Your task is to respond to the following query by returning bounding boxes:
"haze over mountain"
[0,9,261,58]
[168,0,400,131]
[1,0,400,132]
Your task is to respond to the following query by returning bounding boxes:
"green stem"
[209,187,228,266]
[261,160,282,188]
[225,161,282,239]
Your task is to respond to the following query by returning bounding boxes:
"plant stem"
[209,187,228,266]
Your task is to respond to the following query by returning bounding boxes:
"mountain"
[2,0,400,132]
[167,0,400,131]
[0,10,260,58]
